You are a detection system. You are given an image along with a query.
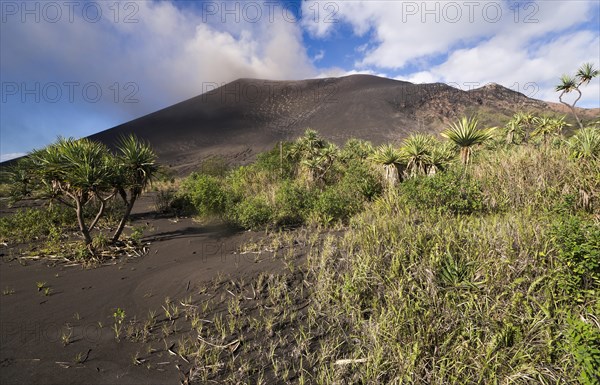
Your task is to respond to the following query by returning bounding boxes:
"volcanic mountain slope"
[89,74,598,172]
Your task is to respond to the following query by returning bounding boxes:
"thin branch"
[88,198,105,233]
[88,191,116,232]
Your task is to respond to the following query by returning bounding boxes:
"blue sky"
[1,0,599,161]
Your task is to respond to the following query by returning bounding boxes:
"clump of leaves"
[399,169,484,215]
[565,312,600,385]
[550,215,600,301]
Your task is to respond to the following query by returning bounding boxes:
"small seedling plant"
[112,307,126,341]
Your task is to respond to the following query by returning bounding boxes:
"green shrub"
[340,159,382,201]
[273,180,311,227]
[551,215,600,301]
[0,206,75,243]
[154,188,176,213]
[400,170,484,214]
[0,183,12,199]
[197,156,229,177]
[311,186,360,225]
[225,165,266,202]
[340,138,374,162]
[231,196,273,229]
[254,142,295,179]
[566,312,600,385]
[180,173,227,217]
[169,195,196,216]
[92,233,110,250]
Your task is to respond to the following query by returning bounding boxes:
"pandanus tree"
[556,63,599,129]
[370,144,403,187]
[2,157,36,201]
[112,135,158,243]
[289,129,327,161]
[340,138,374,162]
[504,112,533,144]
[398,134,455,177]
[531,115,570,145]
[441,116,495,165]
[568,127,600,160]
[400,134,434,178]
[511,111,536,143]
[22,135,158,247]
[290,129,337,185]
[427,140,456,175]
[504,120,521,145]
[30,138,116,245]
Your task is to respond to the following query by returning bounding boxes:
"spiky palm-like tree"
[556,63,599,129]
[340,138,374,162]
[515,111,536,142]
[568,127,600,160]
[504,112,537,144]
[300,142,338,184]
[577,62,600,85]
[531,116,553,142]
[370,144,403,187]
[289,128,326,161]
[30,138,115,245]
[290,129,339,186]
[112,134,158,243]
[427,141,456,175]
[513,111,536,127]
[532,115,570,145]
[441,116,495,165]
[400,134,434,177]
[504,120,521,145]
[1,157,35,200]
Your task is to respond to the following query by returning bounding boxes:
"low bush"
[311,186,360,225]
[230,196,273,229]
[196,156,230,177]
[180,173,227,217]
[0,206,75,244]
[399,169,484,214]
[565,311,600,385]
[340,159,382,201]
[551,215,600,302]
[225,165,274,203]
[273,180,312,227]
[154,188,177,213]
[254,142,296,179]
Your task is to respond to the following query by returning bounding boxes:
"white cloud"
[1,1,318,114]
[431,30,600,105]
[315,68,390,79]
[1,1,319,154]
[395,72,438,84]
[302,0,506,68]
[312,50,325,63]
[302,0,600,107]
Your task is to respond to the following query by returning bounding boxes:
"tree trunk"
[88,198,106,233]
[112,194,136,243]
[75,199,92,245]
[460,147,470,165]
[506,130,514,144]
[88,192,115,232]
[384,164,399,187]
[279,141,283,178]
[559,90,583,129]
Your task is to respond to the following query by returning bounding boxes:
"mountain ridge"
[9,74,599,172]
